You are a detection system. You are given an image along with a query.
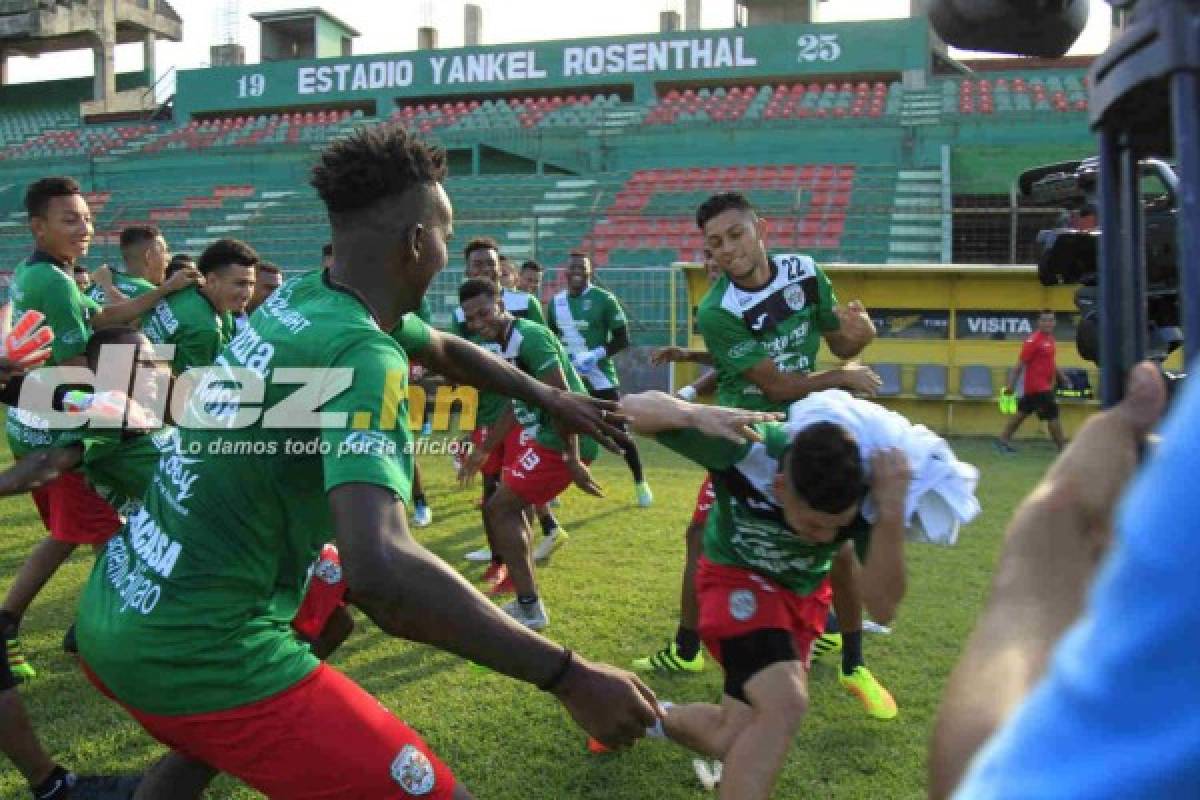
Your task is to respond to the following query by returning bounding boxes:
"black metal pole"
[1170,71,1200,367]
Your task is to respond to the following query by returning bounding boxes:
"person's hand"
[458,447,487,488]
[92,264,115,288]
[1040,361,1166,555]
[689,405,783,444]
[836,362,882,396]
[542,389,629,454]
[834,300,876,340]
[566,457,603,497]
[551,655,661,750]
[870,448,912,520]
[410,364,427,383]
[651,346,691,366]
[163,267,203,293]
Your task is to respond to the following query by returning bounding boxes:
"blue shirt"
[954,378,1200,798]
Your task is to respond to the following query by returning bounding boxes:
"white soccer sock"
[647,701,674,738]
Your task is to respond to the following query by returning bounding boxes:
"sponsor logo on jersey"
[390,745,436,795]
[729,589,757,621]
[729,340,757,359]
[582,298,592,312]
[783,284,806,311]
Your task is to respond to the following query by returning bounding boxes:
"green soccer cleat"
[632,642,705,674]
[635,481,654,508]
[839,666,898,720]
[6,635,35,681]
[811,632,842,659]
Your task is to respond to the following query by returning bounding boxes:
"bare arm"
[412,329,626,451]
[620,390,780,441]
[929,363,1165,799]
[742,357,881,405]
[689,369,719,397]
[651,346,714,366]
[0,445,83,497]
[92,268,201,329]
[857,449,910,625]
[823,301,876,360]
[331,483,659,747]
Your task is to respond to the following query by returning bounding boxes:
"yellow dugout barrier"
[673,263,1175,439]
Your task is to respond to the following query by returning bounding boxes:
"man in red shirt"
[997,309,1069,453]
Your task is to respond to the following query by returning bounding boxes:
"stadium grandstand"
[0,2,1103,434]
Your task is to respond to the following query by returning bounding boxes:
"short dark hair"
[120,225,162,250]
[520,260,542,273]
[25,177,82,218]
[256,262,282,276]
[321,242,333,258]
[73,265,89,275]
[458,278,500,305]
[197,238,259,276]
[463,237,499,262]
[1040,308,1055,316]
[85,325,142,368]
[785,422,864,515]
[165,254,192,280]
[310,124,447,219]
[696,191,756,230]
[567,250,589,260]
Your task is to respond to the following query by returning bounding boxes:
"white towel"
[784,390,981,545]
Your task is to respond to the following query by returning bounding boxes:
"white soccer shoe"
[465,547,493,562]
[502,598,549,631]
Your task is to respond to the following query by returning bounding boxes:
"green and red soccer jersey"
[546,285,627,391]
[141,285,235,375]
[79,428,177,519]
[697,254,840,412]
[76,270,431,716]
[6,252,101,456]
[656,422,864,595]
[497,317,598,461]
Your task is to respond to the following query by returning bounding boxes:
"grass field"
[0,435,1058,799]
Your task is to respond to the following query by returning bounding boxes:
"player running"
[547,252,652,507]
[72,124,659,800]
[457,277,602,629]
[633,191,895,718]
[620,387,979,800]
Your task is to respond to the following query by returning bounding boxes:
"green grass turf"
[0,436,1058,799]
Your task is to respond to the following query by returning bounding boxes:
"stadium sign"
[175,19,930,117]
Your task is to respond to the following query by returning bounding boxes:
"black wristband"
[538,648,574,692]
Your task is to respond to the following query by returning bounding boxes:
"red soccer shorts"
[470,423,528,478]
[696,557,833,670]
[690,475,716,527]
[292,544,348,642]
[32,470,121,545]
[502,440,590,506]
[82,662,457,799]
